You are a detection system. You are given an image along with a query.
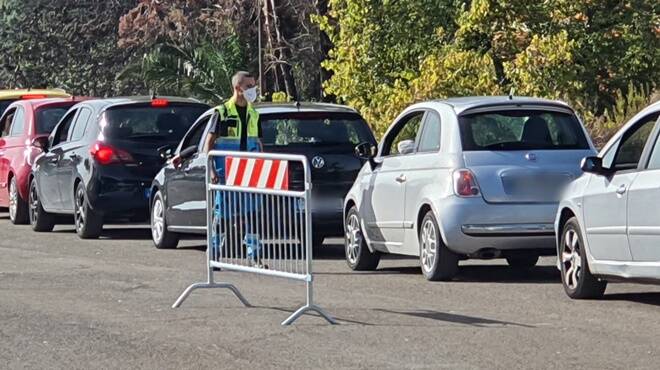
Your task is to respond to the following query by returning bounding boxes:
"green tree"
[0,0,138,96]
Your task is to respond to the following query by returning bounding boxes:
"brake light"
[151,98,169,107]
[21,94,47,100]
[90,142,135,165]
[453,169,480,197]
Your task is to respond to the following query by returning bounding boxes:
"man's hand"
[171,154,182,169]
[210,171,219,184]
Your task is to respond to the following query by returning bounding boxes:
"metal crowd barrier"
[172,150,336,326]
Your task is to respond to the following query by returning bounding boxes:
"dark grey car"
[150,102,377,249]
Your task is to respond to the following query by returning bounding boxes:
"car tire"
[9,176,29,225]
[505,254,539,269]
[419,211,459,281]
[29,179,55,232]
[74,183,103,239]
[344,206,380,271]
[151,190,179,249]
[560,217,607,299]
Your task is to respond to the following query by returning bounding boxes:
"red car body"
[0,98,88,214]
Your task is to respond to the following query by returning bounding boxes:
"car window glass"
[70,107,92,141]
[418,111,441,152]
[9,107,25,136]
[383,111,425,156]
[260,112,373,147]
[640,115,660,170]
[181,114,211,150]
[52,110,77,147]
[0,108,16,137]
[611,113,658,171]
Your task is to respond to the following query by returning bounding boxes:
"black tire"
[151,190,179,249]
[74,183,103,239]
[419,211,459,281]
[28,179,55,232]
[344,206,380,271]
[560,217,607,299]
[505,254,539,269]
[9,176,29,225]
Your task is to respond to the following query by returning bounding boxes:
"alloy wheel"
[9,179,17,221]
[420,219,437,273]
[152,197,164,243]
[29,182,38,224]
[562,229,582,290]
[345,213,362,264]
[75,187,86,232]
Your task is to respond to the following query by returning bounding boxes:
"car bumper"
[88,178,151,217]
[438,197,558,255]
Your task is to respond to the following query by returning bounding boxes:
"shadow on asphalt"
[374,309,535,328]
[604,292,660,306]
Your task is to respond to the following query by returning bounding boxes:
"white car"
[344,96,596,280]
[556,101,660,299]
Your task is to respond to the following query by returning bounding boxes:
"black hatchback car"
[150,102,377,249]
[29,96,209,238]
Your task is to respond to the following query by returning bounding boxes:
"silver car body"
[346,96,596,258]
[556,101,660,280]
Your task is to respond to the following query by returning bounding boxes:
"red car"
[0,97,88,224]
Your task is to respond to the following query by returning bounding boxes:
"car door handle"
[616,184,627,195]
[395,174,407,183]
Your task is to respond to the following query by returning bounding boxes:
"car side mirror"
[32,136,49,151]
[355,142,377,170]
[397,139,415,155]
[179,145,198,161]
[581,156,606,175]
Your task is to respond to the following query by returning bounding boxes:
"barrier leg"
[281,280,336,325]
[172,281,251,308]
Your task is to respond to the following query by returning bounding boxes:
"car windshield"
[261,112,374,147]
[36,106,73,134]
[0,100,15,117]
[459,109,589,151]
[104,103,207,144]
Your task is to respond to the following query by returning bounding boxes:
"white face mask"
[243,87,258,103]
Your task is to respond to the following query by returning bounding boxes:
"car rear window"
[0,100,15,117]
[103,103,207,144]
[35,106,73,134]
[261,112,375,147]
[459,109,589,151]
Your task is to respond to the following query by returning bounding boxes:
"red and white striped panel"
[225,157,289,190]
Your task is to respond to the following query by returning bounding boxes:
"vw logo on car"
[311,155,325,169]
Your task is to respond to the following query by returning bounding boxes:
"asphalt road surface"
[1,214,659,369]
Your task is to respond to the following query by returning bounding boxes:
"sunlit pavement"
[1,214,659,369]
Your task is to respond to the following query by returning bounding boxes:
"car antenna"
[295,100,301,111]
[508,87,515,100]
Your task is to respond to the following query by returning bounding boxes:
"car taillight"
[90,142,135,165]
[151,98,169,107]
[21,94,47,100]
[453,169,480,197]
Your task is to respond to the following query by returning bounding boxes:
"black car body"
[29,96,209,238]
[150,102,377,249]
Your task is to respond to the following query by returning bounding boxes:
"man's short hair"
[232,71,253,89]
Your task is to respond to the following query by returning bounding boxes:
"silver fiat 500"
[344,96,596,281]
[556,101,660,299]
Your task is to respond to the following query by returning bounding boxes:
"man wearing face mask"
[203,71,262,156]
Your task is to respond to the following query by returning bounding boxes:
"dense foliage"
[321,0,660,137]
[0,0,657,143]
[0,0,138,96]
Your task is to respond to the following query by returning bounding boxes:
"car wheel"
[505,254,539,269]
[345,206,380,271]
[419,211,459,281]
[151,190,179,249]
[29,179,55,232]
[9,177,29,224]
[561,217,607,299]
[74,183,103,239]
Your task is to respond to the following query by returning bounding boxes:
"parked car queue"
[1,90,660,300]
